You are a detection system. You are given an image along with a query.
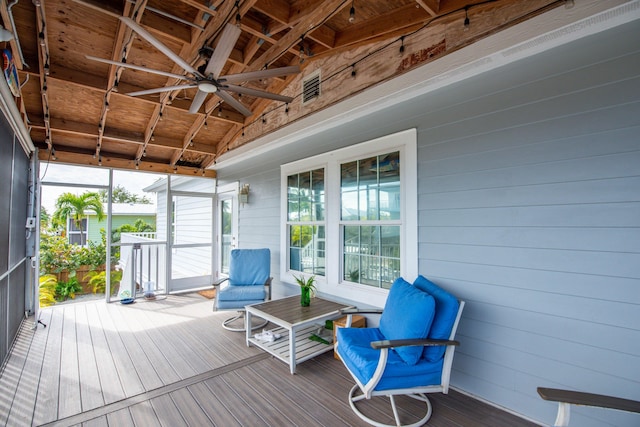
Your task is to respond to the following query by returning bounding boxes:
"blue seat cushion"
[337,328,443,391]
[378,277,436,365]
[229,248,270,286]
[413,275,460,362]
[217,282,266,301]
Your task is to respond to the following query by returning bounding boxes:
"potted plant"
[293,274,316,307]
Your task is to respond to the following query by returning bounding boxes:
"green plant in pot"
[293,274,316,307]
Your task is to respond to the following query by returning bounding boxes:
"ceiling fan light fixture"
[198,81,218,93]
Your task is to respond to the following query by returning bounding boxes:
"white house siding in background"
[214,5,640,426]
[144,177,214,286]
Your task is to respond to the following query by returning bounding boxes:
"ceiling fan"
[87,17,300,116]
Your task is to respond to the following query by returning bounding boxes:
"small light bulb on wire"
[349,1,355,23]
[463,7,470,31]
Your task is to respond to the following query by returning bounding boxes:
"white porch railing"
[117,233,166,299]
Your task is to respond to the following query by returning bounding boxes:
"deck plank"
[58,305,82,419]
[105,408,135,427]
[2,315,43,426]
[149,393,187,427]
[187,382,243,426]
[128,400,162,427]
[169,388,215,426]
[105,302,165,391]
[75,304,105,412]
[33,308,63,425]
[85,299,127,404]
[202,375,270,427]
[93,302,145,398]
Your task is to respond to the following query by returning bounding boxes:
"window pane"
[344,254,360,282]
[287,174,299,199]
[299,171,311,202]
[358,156,378,186]
[360,226,380,256]
[290,225,301,247]
[341,160,358,189]
[380,258,400,289]
[311,168,325,221]
[341,190,358,220]
[287,201,299,221]
[360,255,378,287]
[378,152,400,182]
[380,184,400,220]
[342,225,400,289]
[381,226,400,257]
[290,247,302,271]
[314,228,326,276]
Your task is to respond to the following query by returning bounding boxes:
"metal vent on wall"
[302,71,321,104]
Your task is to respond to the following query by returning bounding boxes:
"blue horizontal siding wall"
[416,22,640,426]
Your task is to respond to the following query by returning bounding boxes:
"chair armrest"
[341,308,383,315]
[371,338,459,350]
[212,277,229,287]
[537,387,640,413]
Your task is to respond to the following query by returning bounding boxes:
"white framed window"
[286,168,326,275]
[68,218,88,246]
[281,129,417,304]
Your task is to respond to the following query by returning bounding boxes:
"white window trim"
[280,129,417,307]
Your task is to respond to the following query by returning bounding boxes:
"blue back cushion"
[379,277,436,365]
[229,248,270,286]
[413,275,460,362]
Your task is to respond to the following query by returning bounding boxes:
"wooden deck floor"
[0,294,540,427]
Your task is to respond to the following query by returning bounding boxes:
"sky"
[39,163,162,214]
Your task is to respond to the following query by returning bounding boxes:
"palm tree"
[52,192,105,245]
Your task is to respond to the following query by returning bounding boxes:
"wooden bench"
[537,387,640,426]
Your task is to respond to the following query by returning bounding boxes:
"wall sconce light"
[239,184,250,205]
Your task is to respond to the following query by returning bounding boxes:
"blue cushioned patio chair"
[213,248,272,331]
[335,276,465,427]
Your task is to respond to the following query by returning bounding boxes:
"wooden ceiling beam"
[38,148,216,178]
[72,0,190,45]
[415,0,440,16]
[23,67,243,125]
[240,16,300,58]
[30,117,217,155]
[253,0,336,49]
[246,0,349,72]
[96,0,144,161]
[176,0,218,15]
[333,4,431,48]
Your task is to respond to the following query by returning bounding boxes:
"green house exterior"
[85,203,156,244]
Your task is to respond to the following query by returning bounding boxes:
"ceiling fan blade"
[220,66,300,84]
[127,84,197,97]
[223,84,293,103]
[86,56,191,81]
[217,90,252,117]
[203,23,241,79]
[189,90,209,114]
[119,17,199,76]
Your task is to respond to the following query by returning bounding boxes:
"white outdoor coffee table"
[245,296,352,374]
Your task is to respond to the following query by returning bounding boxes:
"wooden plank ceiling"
[2,0,564,177]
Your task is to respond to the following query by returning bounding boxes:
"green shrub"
[39,275,58,307]
[87,270,122,295]
[55,276,82,301]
